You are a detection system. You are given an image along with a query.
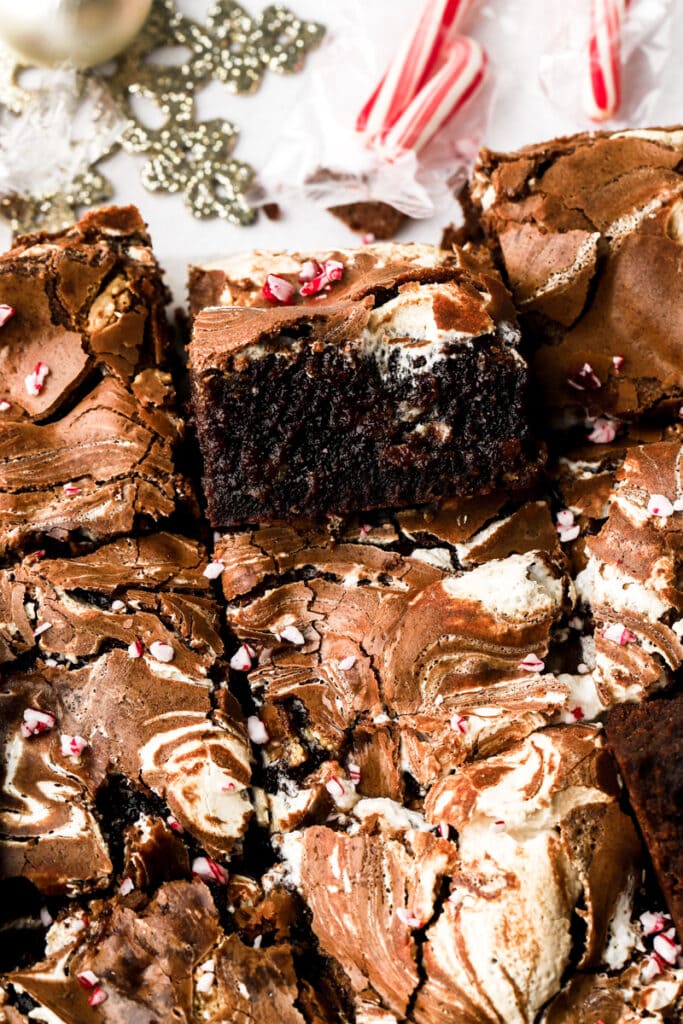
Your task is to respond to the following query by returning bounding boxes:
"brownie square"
[189,255,543,526]
[469,127,683,426]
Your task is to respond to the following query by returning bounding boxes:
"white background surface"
[4,0,683,306]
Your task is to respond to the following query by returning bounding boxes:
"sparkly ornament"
[0,0,324,231]
[0,0,153,70]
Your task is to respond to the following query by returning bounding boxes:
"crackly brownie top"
[470,127,683,421]
[0,533,253,894]
[275,725,640,1024]
[189,253,519,374]
[189,241,463,316]
[0,206,190,557]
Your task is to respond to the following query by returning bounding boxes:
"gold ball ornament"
[0,0,152,69]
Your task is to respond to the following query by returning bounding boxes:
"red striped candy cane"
[586,0,627,121]
[380,36,486,155]
[356,0,477,136]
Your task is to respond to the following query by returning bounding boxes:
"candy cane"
[356,0,477,137]
[585,0,626,121]
[380,36,486,155]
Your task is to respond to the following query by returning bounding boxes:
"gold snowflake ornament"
[0,0,324,231]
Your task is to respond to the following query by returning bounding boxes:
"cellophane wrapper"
[539,0,674,126]
[257,0,495,221]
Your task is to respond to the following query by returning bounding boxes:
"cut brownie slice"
[0,206,189,557]
[190,254,543,525]
[469,127,683,426]
[606,692,683,938]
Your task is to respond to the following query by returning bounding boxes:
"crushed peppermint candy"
[325,776,347,799]
[198,959,215,974]
[44,658,58,667]
[203,560,225,580]
[60,734,88,760]
[127,639,144,659]
[253,934,263,948]
[166,814,184,833]
[118,877,135,896]
[571,706,585,721]
[25,361,50,397]
[77,971,99,989]
[298,259,323,282]
[395,907,423,928]
[490,819,507,832]
[556,508,580,541]
[192,856,229,885]
[40,906,53,927]
[587,417,619,444]
[149,640,175,663]
[0,304,15,327]
[603,623,637,645]
[678,406,683,421]
[612,355,624,374]
[361,232,376,245]
[62,483,81,497]
[556,509,575,527]
[567,362,601,391]
[230,643,256,672]
[640,910,669,936]
[111,600,126,612]
[653,929,681,965]
[279,624,305,645]
[262,274,295,305]
[21,707,56,738]
[247,716,269,745]
[518,653,544,673]
[641,955,663,982]
[338,655,357,671]
[577,662,589,674]
[450,714,468,734]
[347,763,361,782]
[300,259,344,297]
[33,621,52,638]
[0,400,11,411]
[438,822,450,839]
[647,494,674,518]
[88,988,107,1007]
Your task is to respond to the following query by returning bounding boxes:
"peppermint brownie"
[467,127,683,428]
[0,206,189,557]
[190,248,543,525]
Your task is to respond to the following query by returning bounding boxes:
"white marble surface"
[4,0,683,306]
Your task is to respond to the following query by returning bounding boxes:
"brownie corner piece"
[189,259,543,526]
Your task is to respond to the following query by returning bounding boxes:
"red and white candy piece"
[166,814,184,833]
[587,417,619,444]
[62,483,81,497]
[77,970,99,989]
[299,259,344,297]
[357,0,477,137]
[612,354,624,374]
[21,707,55,738]
[0,400,11,412]
[0,304,15,327]
[25,361,49,397]
[60,734,88,761]
[149,640,174,663]
[127,639,144,659]
[647,494,674,518]
[118,877,135,896]
[585,0,626,122]
[380,36,486,155]
[602,623,636,645]
[230,643,256,672]
[262,274,294,305]
[88,988,107,1007]
[489,819,506,833]
[338,655,357,671]
[518,653,544,673]
[450,714,468,734]
[347,762,362,782]
[279,624,305,645]
[653,929,681,966]
[640,910,668,936]
[192,856,228,885]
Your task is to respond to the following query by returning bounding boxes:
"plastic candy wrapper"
[540,0,673,126]
[256,0,495,226]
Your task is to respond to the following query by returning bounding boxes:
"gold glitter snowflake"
[0,0,324,231]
